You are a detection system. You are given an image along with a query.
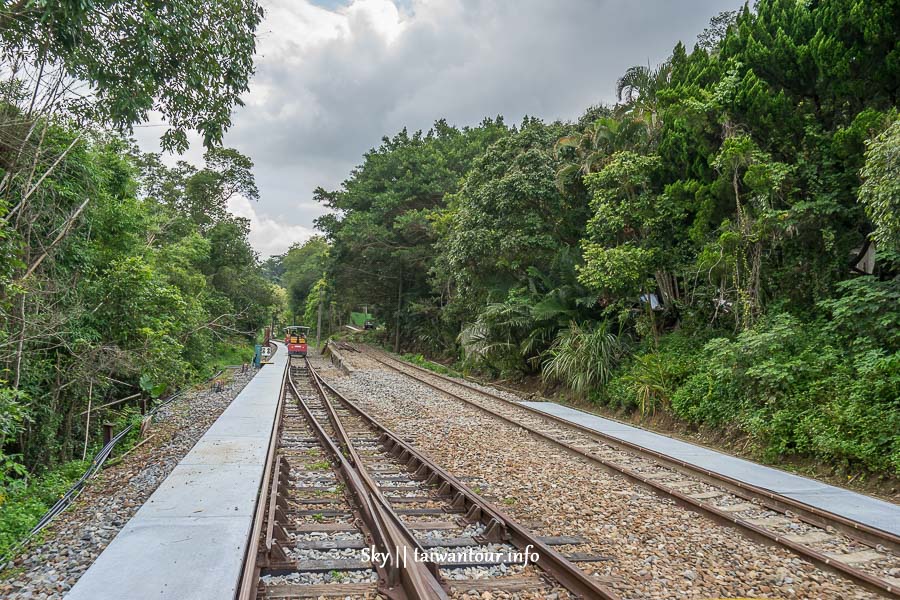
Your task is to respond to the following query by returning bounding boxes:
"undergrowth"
[0,459,89,560]
[401,353,458,376]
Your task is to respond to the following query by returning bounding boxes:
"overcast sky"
[134,0,740,257]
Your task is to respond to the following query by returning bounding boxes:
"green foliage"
[579,244,656,298]
[401,354,456,377]
[0,460,90,559]
[301,0,900,477]
[440,120,583,315]
[622,353,676,417]
[604,330,705,412]
[1,0,265,151]
[0,131,278,475]
[542,321,626,398]
[858,117,900,252]
[281,237,329,320]
[458,292,537,376]
[670,313,900,474]
[317,118,509,352]
[819,276,900,352]
[0,0,275,556]
[302,277,329,341]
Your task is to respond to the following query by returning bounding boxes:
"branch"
[21,197,90,279]
[4,133,82,222]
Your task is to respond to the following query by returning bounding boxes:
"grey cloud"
[142,0,743,256]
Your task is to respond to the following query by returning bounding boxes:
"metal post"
[102,422,115,446]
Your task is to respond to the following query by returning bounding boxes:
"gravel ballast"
[326,359,881,600]
[0,368,256,600]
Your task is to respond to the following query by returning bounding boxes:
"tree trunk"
[654,269,677,307]
[82,380,93,460]
[12,291,26,388]
[394,265,403,353]
[316,295,323,350]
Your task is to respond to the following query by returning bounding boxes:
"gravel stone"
[326,357,883,600]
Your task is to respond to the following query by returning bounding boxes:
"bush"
[603,329,705,413]
[669,313,900,474]
[542,321,627,397]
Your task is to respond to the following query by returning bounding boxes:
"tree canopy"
[0,0,275,480]
[312,0,900,477]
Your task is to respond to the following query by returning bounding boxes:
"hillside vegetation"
[0,0,277,502]
[281,1,900,479]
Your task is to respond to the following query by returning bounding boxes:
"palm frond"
[542,321,627,397]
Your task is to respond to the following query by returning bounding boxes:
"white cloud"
[227,195,316,257]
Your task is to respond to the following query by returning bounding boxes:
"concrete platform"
[519,401,900,536]
[66,344,288,600]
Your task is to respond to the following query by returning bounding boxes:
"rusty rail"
[373,347,900,553]
[363,346,900,599]
[288,365,445,599]
[310,363,620,600]
[299,362,446,598]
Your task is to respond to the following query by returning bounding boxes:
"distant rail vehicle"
[284,326,310,356]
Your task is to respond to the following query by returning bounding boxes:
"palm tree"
[615,61,673,129]
[554,116,648,187]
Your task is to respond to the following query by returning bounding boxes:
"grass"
[401,353,458,377]
[0,459,90,560]
[203,339,255,376]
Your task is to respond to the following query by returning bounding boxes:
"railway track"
[238,357,620,599]
[356,345,900,599]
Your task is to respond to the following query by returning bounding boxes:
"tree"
[0,0,265,151]
[440,120,581,313]
[697,11,738,53]
[317,119,508,352]
[281,237,329,320]
[615,60,673,130]
[579,151,669,305]
[554,115,648,184]
[304,0,900,475]
[858,117,900,252]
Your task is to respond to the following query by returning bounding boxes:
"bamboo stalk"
[82,380,93,460]
[77,392,141,416]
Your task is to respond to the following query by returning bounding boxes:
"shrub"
[0,459,90,559]
[622,353,674,416]
[542,321,626,397]
[669,313,900,474]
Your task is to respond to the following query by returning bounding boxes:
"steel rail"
[303,360,448,598]
[369,347,900,554]
[309,362,621,600]
[363,346,900,599]
[288,364,445,599]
